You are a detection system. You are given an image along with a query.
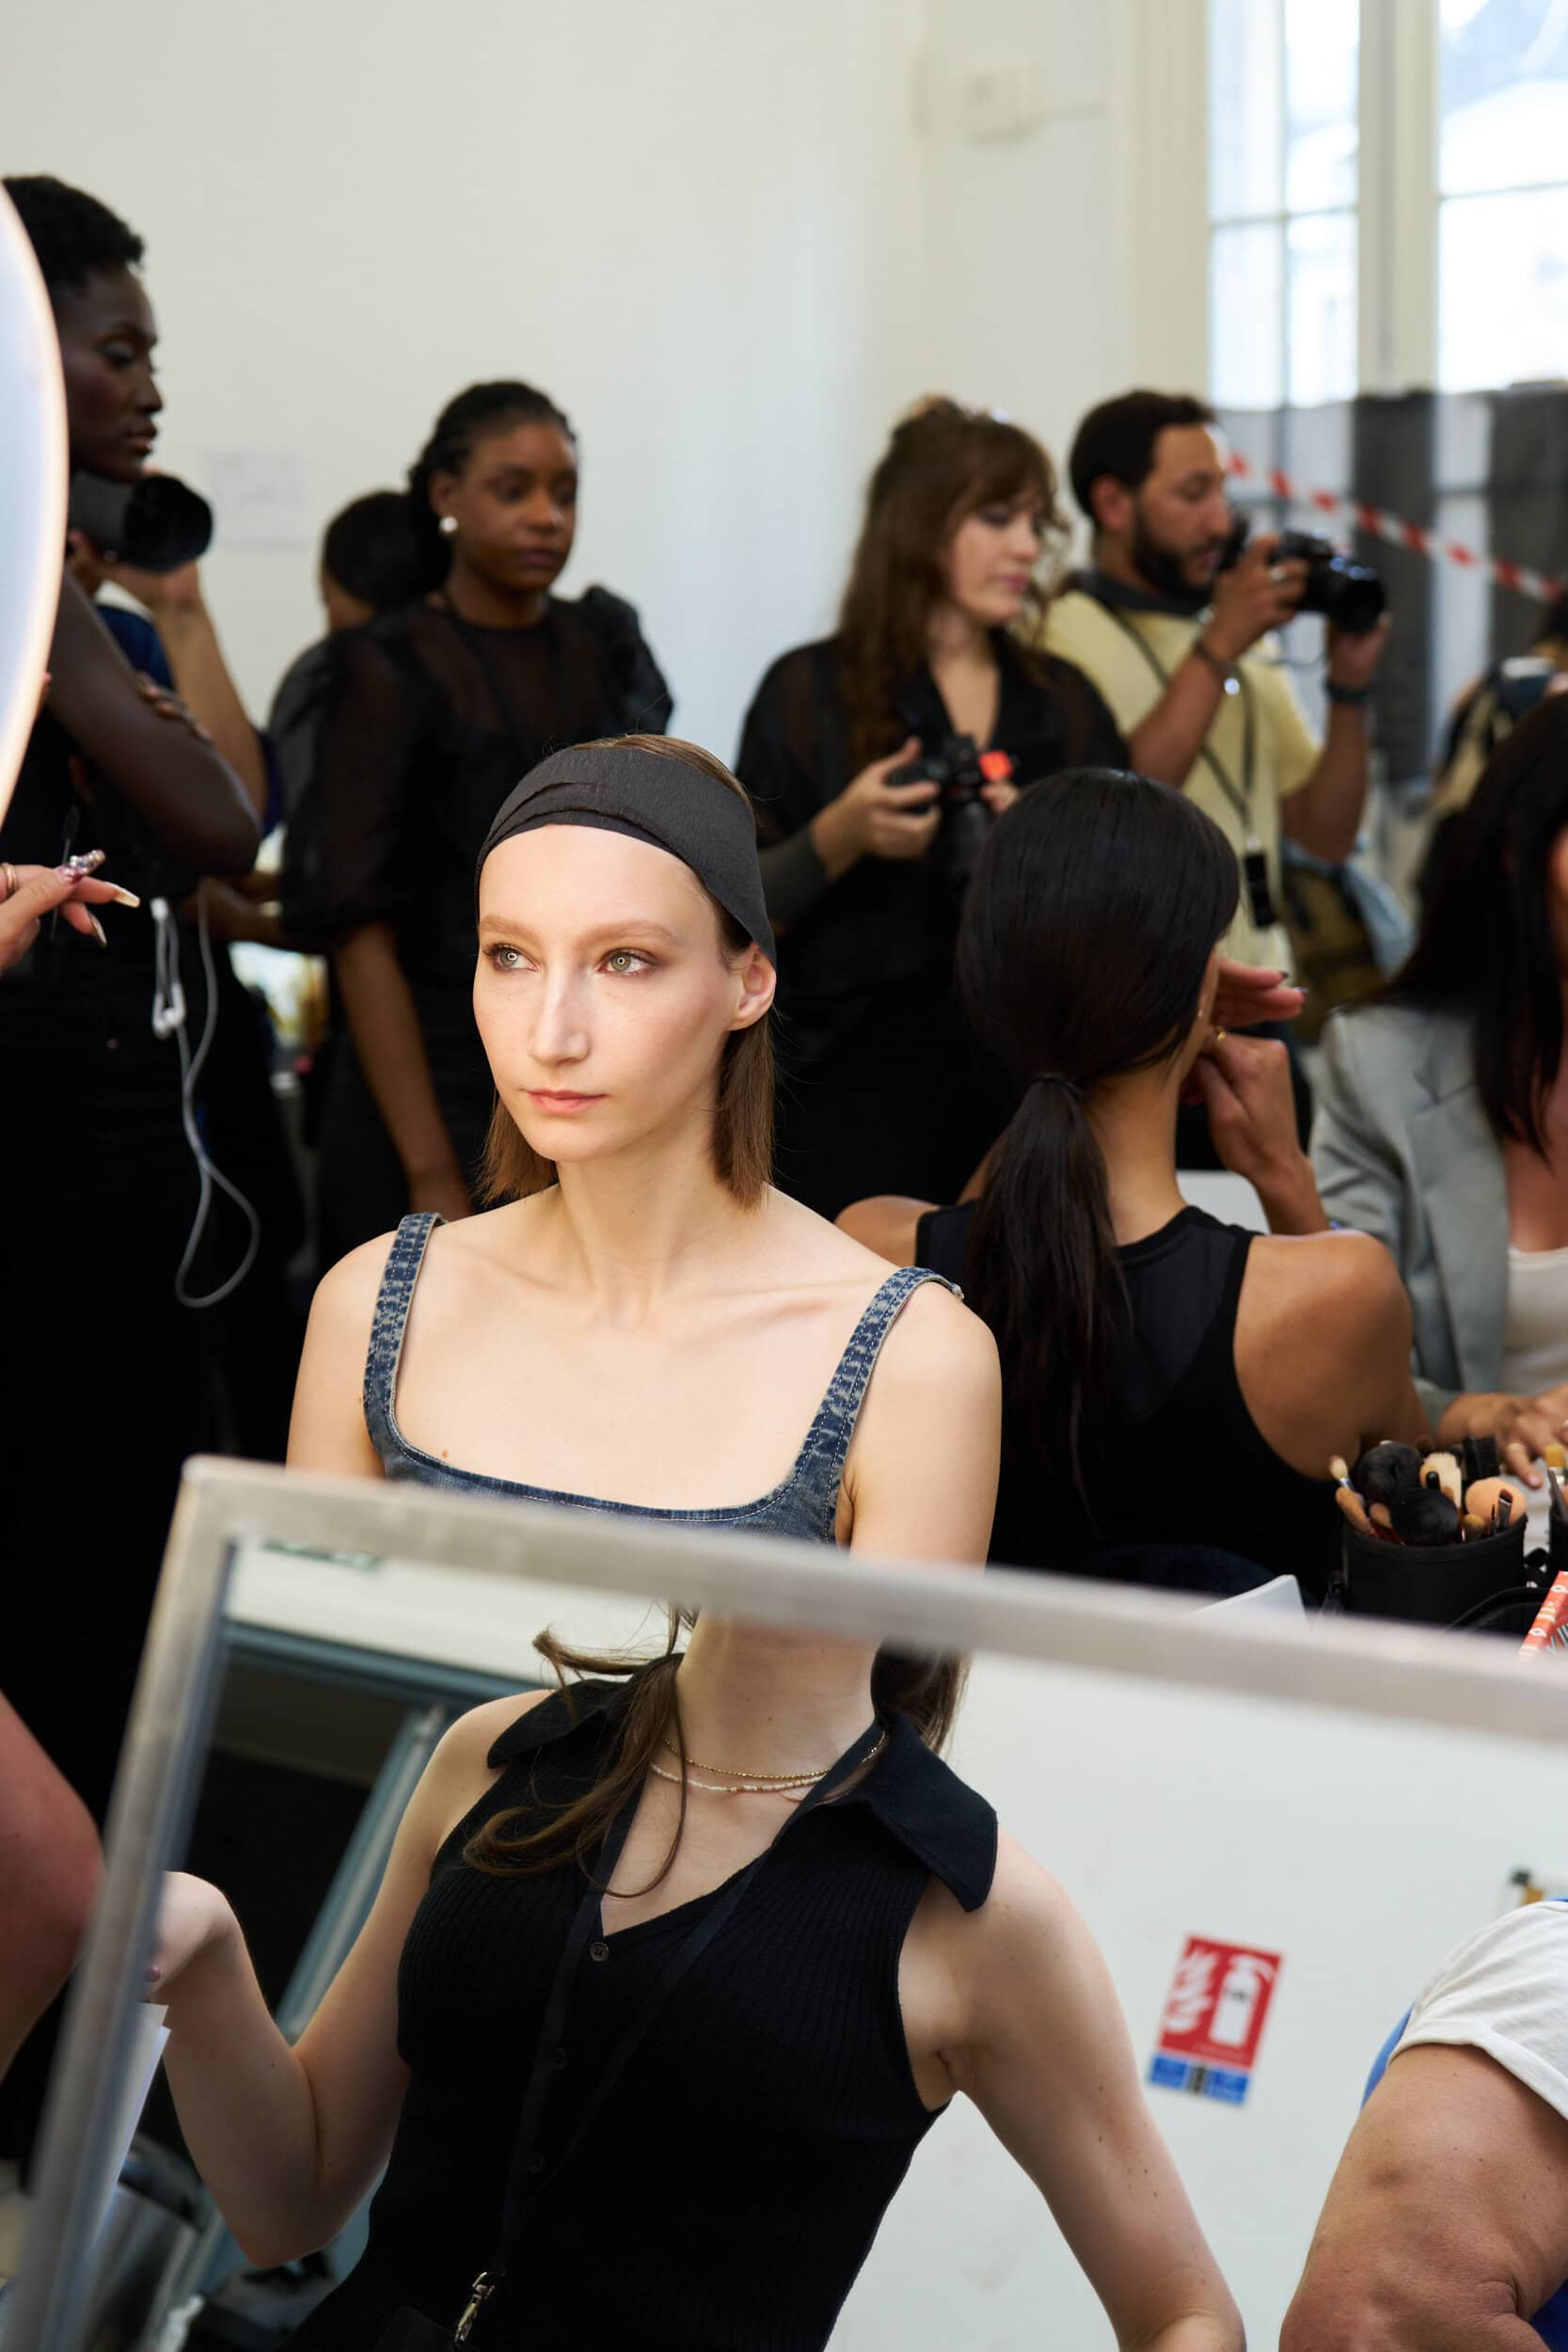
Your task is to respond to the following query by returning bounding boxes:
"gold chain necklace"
[651,1730,887,1798]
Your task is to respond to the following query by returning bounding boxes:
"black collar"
[490,1679,997,1914]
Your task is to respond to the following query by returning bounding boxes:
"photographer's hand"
[810,739,942,881]
[1326,614,1390,691]
[1203,533,1308,664]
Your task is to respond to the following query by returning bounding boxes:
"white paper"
[84,2003,170,2248]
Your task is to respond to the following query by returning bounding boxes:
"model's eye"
[603,950,654,977]
[483,944,526,972]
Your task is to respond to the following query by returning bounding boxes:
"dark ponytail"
[956,770,1239,1499]
[404,377,575,584]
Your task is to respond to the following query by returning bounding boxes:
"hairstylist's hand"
[1211,957,1307,1031]
[135,671,213,742]
[1194,1031,1327,1234]
[1203,533,1308,664]
[1437,1387,1568,1491]
[810,738,941,879]
[0,854,140,974]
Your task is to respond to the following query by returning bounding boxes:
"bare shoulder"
[947,1831,1102,2011]
[309,1228,402,1332]
[1245,1227,1407,1335]
[833,1194,933,1265]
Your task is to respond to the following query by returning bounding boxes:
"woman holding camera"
[284,379,671,1266]
[736,400,1124,1218]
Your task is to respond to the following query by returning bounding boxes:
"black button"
[588,1940,610,1963]
[553,2046,568,2071]
[527,2153,546,2176]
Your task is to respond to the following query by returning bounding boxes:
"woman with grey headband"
[145,735,1240,2352]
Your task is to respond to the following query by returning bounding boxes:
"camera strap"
[1087,598,1274,932]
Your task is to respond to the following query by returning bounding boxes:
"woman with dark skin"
[0,176,257,2165]
[284,381,672,1263]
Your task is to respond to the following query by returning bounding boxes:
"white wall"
[1,0,1180,759]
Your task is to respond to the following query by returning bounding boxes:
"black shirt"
[282,589,672,995]
[285,1680,996,2352]
[916,1200,1341,1597]
[735,629,1125,1057]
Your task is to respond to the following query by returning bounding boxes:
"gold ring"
[0,863,16,903]
[1212,1026,1228,1045]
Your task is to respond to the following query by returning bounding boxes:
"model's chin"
[75,442,149,487]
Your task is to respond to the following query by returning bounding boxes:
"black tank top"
[286,1680,996,2352]
[915,1200,1339,1595]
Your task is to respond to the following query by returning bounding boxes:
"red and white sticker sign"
[1149,1936,1282,2106]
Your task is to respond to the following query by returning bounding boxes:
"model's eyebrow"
[478,913,683,947]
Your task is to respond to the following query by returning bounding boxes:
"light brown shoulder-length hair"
[839,398,1070,771]
[478,734,775,1209]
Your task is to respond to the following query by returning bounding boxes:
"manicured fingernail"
[105,886,141,908]
[87,914,107,947]
[65,849,105,876]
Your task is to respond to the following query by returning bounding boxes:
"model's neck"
[440,562,547,631]
[1085,1067,1188,1244]
[544,1115,758,1323]
[925,600,994,668]
[673,1617,878,1777]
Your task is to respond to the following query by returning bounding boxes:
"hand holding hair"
[1210,957,1307,1032]
[1193,1033,1327,1232]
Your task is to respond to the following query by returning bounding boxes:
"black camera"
[1273,529,1386,635]
[887,733,1011,893]
[67,470,214,573]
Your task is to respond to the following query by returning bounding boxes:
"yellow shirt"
[1037,587,1322,968]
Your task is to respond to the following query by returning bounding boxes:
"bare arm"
[155,1694,545,2265]
[956,1843,1243,2352]
[286,1235,395,1474]
[334,921,473,1222]
[1279,700,1371,865]
[840,1279,1000,1562]
[1282,2043,1568,2352]
[45,572,259,874]
[124,564,268,817]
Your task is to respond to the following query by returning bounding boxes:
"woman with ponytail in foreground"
[284,380,672,1263]
[151,739,1240,2351]
[841,770,1422,1597]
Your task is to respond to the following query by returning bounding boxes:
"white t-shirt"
[1391,1897,1568,2125]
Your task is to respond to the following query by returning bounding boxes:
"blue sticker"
[1149,2053,1194,2092]
[1199,2067,1252,2106]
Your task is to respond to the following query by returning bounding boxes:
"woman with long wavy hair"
[147,736,1239,2352]
[736,398,1125,1217]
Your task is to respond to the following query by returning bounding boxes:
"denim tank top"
[363,1213,955,1544]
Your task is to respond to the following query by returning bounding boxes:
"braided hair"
[4,174,144,301]
[405,379,575,580]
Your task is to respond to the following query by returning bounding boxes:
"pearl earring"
[438,516,457,535]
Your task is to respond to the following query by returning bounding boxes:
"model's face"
[1098,424,1236,601]
[474,824,774,1171]
[53,266,161,482]
[431,420,578,602]
[942,492,1047,628]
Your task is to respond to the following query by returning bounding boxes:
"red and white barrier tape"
[1227,452,1564,606]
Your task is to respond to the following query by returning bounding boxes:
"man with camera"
[1037,390,1388,975]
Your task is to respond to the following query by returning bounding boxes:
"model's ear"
[730,944,777,1033]
[1089,472,1134,538]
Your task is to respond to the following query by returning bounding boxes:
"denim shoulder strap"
[785,1266,958,1542]
[363,1213,443,1463]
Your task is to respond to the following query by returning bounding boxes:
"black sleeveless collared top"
[287,1680,998,2352]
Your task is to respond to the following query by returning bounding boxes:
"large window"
[1208,0,1361,410]
[1437,0,1568,389]
[1209,0,1568,402]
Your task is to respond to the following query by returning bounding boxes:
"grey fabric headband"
[476,744,775,966]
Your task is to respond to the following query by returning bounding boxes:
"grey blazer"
[1311,1003,1504,1425]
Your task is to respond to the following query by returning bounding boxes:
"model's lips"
[526,1089,604,1111]
[513,547,564,568]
